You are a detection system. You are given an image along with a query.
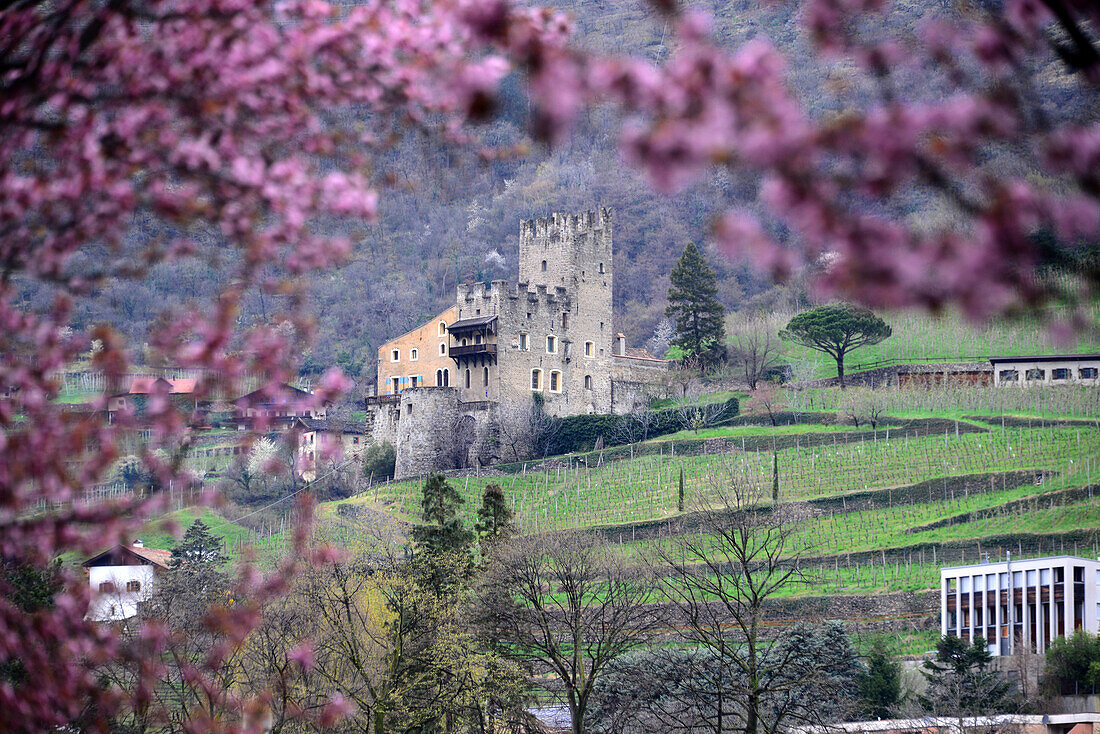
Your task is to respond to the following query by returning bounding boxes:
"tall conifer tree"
[666,242,726,364]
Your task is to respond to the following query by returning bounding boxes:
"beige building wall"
[376,306,458,395]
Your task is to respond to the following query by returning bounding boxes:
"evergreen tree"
[859,638,902,719]
[411,473,474,557]
[666,242,726,365]
[169,519,227,569]
[780,304,891,389]
[677,467,685,513]
[920,635,1019,717]
[474,483,513,555]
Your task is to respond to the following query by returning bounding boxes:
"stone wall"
[796,362,992,389]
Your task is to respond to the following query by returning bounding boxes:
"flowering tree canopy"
[1,0,1097,729]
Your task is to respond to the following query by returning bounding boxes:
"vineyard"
[338,422,1100,533]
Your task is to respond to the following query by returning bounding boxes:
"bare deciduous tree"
[656,480,837,734]
[478,532,661,734]
[729,320,781,390]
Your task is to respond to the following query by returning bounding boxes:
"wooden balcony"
[449,343,497,359]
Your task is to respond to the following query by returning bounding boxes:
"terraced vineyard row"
[340,424,1100,533]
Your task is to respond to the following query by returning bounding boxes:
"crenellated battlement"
[519,208,612,242]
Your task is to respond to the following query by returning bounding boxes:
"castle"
[364,208,669,478]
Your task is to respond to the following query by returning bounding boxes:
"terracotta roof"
[83,544,172,569]
[128,377,197,395]
[131,547,172,568]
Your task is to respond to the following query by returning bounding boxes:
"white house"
[82,540,171,621]
[990,354,1100,387]
[941,555,1100,656]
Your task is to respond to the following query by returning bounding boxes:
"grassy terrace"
[330,422,1100,532]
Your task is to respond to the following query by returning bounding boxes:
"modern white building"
[941,555,1100,656]
[82,540,171,621]
[990,354,1100,387]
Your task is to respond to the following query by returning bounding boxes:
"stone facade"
[364,207,670,478]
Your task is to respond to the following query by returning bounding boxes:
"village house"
[234,383,327,427]
[82,540,171,622]
[294,416,370,481]
[107,376,198,422]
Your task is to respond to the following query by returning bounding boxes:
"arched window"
[549,370,561,392]
[598,262,604,274]
[443,369,450,387]
[483,366,489,386]
[438,321,447,336]
[465,368,471,389]
[584,375,592,390]
[436,369,443,386]
[541,260,547,272]
[462,338,468,347]
[440,342,446,355]
[584,341,594,357]
[410,348,418,361]
[531,369,542,391]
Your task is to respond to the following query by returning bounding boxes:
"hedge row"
[541,397,740,456]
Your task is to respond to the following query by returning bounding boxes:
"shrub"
[543,397,739,455]
[362,441,397,481]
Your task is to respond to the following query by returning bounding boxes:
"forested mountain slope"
[16,0,1092,382]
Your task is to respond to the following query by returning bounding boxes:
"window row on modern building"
[941,555,1100,656]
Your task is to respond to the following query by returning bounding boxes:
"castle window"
[462,338,468,347]
[584,341,594,357]
[391,377,400,393]
[546,335,557,353]
[561,313,568,329]
[440,343,446,356]
[436,369,443,385]
[531,369,542,391]
[475,333,482,345]
[410,376,418,388]
[549,370,561,392]
[410,348,418,361]
[391,349,400,362]
[406,403,413,416]
[600,321,604,331]
[465,369,471,389]
[483,366,489,386]
[599,262,604,274]
[438,321,447,336]
[541,260,547,272]
[584,375,592,390]
[443,369,450,387]
[519,332,529,350]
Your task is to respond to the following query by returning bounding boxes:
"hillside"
[734,306,1100,381]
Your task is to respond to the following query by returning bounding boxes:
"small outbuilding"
[990,354,1100,387]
